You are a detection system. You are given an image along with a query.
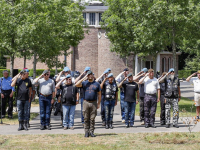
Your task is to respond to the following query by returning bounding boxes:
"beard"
[170,75,174,80]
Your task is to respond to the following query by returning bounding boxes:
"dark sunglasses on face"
[171,71,174,73]
[44,74,49,76]
[66,78,71,80]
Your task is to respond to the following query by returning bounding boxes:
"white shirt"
[143,77,160,94]
[189,77,200,93]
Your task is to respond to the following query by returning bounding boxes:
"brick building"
[5,1,180,77]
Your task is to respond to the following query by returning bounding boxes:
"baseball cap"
[66,74,71,78]
[25,69,29,73]
[168,68,175,73]
[104,68,109,74]
[87,70,93,75]
[107,68,111,72]
[3,70,8,73]
[142,68,148,73]
[148,69,154,73]
[63,67,70,72]
[84,66,91,72]
[124,68,129,71]
[127,73,133,78]
[43,70,49,74]
[108,73,113,78]
[20,70,26,74]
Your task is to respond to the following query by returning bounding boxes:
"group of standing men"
[2,65,200,137]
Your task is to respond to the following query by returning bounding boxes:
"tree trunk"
[24,55,26,69]
[132,54,135,75]
[153,54,157,77]
[10,55,14,77]
[172,28,177,74]
[33,52,37,78]
[55,56,58,75]
[64,50,67,66]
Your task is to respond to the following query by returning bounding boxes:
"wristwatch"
[76,100,79,102]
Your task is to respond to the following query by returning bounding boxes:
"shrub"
[178,70,196,79]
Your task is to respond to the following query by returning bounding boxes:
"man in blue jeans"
[33,70,55,130]
[100,73,118,129]
[11,70,32,131]
[118,73,139,128]
[116,68,129,123]
[56,74,79,130]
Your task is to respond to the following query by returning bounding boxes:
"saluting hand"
[1,94,4,99]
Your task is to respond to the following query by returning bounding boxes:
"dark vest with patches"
[105,81,117,100]
[61,84,76,103]
[165,77,179,98]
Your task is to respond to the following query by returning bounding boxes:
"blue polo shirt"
[82,80,101,101]
[0,77,15,93]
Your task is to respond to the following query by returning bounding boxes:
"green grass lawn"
[0,132,200,150]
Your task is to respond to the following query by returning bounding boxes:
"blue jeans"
[124,101,136,125]
[39,95,52,126]
[62,105,76,127]
[17,100,29,121]
[81,98,84,124]
[101,95,105,122]
[120,92,125,120]
[104,99,115,122]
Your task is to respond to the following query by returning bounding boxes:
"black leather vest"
[165,77,179,98]
[105,82,117,100]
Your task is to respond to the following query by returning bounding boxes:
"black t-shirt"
[16,78,32,101]
[122,81,139,102]
[139,76,145,98]
[60,84,78,106]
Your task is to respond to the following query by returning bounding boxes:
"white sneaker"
[122,120,125,123]
[141,121,145,125]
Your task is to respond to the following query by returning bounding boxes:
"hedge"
[178,70,196,79]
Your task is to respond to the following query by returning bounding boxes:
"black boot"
[23,121,29,131]
[105,121,109,129]
[90,131,96,137]
[85,131,89,138]
[18,121,23,131]
[109,121,113,129]
[28,120,30,128]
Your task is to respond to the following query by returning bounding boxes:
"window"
[145,61,153,69]
[99,13,102,24]
[162,57,166,72]
[89,13,95,25]
[168,57,171,70]
[83,13,86,23]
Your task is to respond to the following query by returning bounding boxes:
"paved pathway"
[0,82,199,135]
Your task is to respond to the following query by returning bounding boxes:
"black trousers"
[139,97,145,121]
[1,90,13,116]
[160,94,165,123]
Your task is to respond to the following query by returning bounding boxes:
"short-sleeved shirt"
[122,81,139,102]
[60,84,78,106]
[139,76,145,97]
[16,78,32,101]
[37,78,55,95]
[82,80,101,101]
[143,77,160,94]
[189,77,200,93]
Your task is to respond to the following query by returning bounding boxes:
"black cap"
[127,73,133,78]
[124,68,129,71]
[43,70,49,74]
[87,70,93,75]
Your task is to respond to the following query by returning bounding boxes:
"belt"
[195,92,200,94]
[40,93,52,97]
[145,93,156,96]
[84,100,96,103]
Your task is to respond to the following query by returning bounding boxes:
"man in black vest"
[159,68,181,128]
[158,72,167,125]
[100,73,118,129]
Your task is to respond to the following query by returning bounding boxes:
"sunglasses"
[66,78,71,80]
[44,74,49,76]
[171,71,174,73]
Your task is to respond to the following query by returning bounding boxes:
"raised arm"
[11,74,20,87]
[56,71,64,82]
[75,71,85,83]
[56,78,65,89]
[118,77,127,88]
[159,72,170,83]
[75,74,88,87]
[133,73,145,81]
[32,74,43,85]
[186,72,197,82]
[12,73,21,81]
[100,77,107,89]
[138,73,149,84]
[115,71,125,81]
[96,73,105,82]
